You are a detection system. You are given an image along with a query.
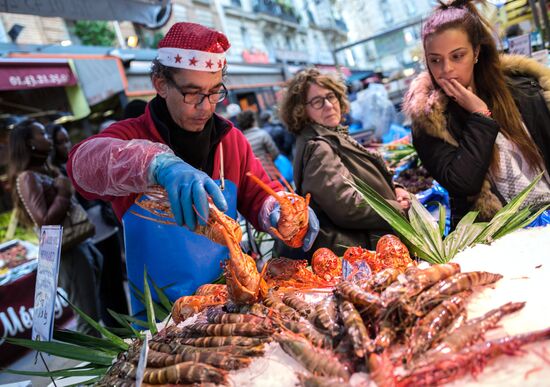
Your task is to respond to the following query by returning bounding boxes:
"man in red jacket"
[67,22,319,313]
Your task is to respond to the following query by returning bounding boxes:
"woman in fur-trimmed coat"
[403,0,550,228]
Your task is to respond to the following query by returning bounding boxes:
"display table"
[53,227,550,386]
[223,226,550,386]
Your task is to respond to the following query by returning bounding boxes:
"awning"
[72,58,125,105]
[0,0,171,29]
[0,58,77,91]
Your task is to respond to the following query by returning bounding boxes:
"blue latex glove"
[258,194,320,251]
[150,153,227,229]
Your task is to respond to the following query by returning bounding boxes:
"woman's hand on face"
[54,176,72,197]
[439,78,488,114]
[395,187,411,212]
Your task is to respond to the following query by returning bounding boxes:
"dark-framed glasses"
[306,93,338,110]
[167,77,228,105]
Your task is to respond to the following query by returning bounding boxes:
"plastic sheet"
[416,182,451,236]
[526,209,550,228]
[274,154,293,184]
[71,138,172,196]
[350,83,397,141]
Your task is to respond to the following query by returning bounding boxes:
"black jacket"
[404,55,550,227]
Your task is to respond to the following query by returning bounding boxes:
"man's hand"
[395,187,411,212]
[259,194,320,251]
[152,153,227,229]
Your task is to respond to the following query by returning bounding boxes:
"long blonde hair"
[423,0,544,171]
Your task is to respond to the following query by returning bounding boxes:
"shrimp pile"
[97,262,550,386]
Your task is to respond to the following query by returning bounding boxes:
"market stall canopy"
[0,58,77,91]
[0,0,172,29]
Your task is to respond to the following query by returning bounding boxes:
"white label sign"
[32,226,62,342]
[135,336,149,386]
[508,34,532,57]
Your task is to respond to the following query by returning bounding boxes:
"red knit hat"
[157,22,230,71]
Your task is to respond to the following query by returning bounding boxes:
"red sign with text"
[0,61,77,91]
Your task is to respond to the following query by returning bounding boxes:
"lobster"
[246,171,310,248]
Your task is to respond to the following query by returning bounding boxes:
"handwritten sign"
[508,34,532,57]
[32,226,62,342]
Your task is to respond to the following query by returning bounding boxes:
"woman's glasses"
[306,93,338,110]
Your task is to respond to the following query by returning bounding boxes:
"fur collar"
[403,54,550,144]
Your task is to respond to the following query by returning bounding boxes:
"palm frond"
[3,366,108,378]
[350,172,543,263]
[53,329,123,352]
[147,273,173,313]
[4,338,114,365]
[57,293,128,351]
[129,281,170,321]
[107,309,144,339]
[143,267,158,335]
[473,174,543,244]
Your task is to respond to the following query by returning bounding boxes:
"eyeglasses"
[306,93,339,110]
[166,76,228,105]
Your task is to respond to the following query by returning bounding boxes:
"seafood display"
[96,255,550,386]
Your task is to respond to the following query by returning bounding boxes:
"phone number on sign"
[9,73,70,87]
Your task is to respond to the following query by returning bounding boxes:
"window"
[241,26,252,50]
[380,0,393,24]
[405,3,416,16]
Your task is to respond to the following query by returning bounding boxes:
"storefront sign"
[32,226,62,342]
[0,59,77,91]
[242,49,270,64]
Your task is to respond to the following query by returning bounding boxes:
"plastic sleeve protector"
[70,137,173,196]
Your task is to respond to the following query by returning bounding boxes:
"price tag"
[32,226,62,342]
[135,336,149,386]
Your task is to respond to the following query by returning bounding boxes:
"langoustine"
[246,171,310,248]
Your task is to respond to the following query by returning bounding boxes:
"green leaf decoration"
[53,329,122,353]
[107,309,144,339]
[3,366,108,378]
[473,174,543,244]
[349,171,542,263]
[129,281,169,321]
[57,292,128,351]
[4,338,114,366]
[147,273,173,313]
[437,202,446,237]
[492,204,549,240]
[143,267,158,335]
